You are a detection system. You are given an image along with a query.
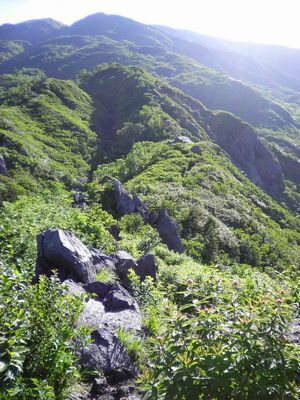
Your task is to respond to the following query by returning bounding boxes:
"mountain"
[156,24,300,87]
[0,18,65,43]
[0,13,299,400]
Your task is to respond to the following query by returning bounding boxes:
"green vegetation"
[0,265,87,399]
[140,257,300,399]
[93,140,300,271]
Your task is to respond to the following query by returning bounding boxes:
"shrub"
[0,262,87,400]
[141,266,300,399]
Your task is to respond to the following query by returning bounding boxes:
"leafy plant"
[0,262,88,400]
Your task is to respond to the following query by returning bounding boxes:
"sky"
[1,0,300,49]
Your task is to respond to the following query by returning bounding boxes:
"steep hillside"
[156,24,300,90]
[0,72,96,200]
[93,139,299,270]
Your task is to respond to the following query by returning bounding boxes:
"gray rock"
[206,114,285,197]
[136,253,156,281]
[35,229,96,283]
[64,279,86,295]
[91,248,116,273]
[173,135,194,144]
[84,281,112,298]
[154,209,184,253]
[115,251,137,288]
[108,224,121,241]
[103,282,136,311]
[92,376,107,395]
[113,179,136,216]
[78,294,142,373]
[0,154,9,176]
[286,318,300,345]
[133,193,149,222]
[191,145,202,155]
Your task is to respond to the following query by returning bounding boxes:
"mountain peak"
[0,18,66,43]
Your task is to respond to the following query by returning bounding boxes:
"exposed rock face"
[114,251,157,288]
[35,229,96,283]
[113,179,136,216]
[78,283,142,374]
[206,113,285,197]
[90,248,116,272]
[35,229,146,398]
[0,154,9,176]
[111,180,183,253]
[114,251,137,289]
[173,135,194,144]
[152,209,184,253]
[136,253,156,281]
[133,193,149,221]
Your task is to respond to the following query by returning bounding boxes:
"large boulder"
[153,209,184,253]
[113,179,136,216]
[35,229,96,283]
[136,253,156,281]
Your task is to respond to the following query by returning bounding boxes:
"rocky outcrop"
[173,135,194,144]
[114,251,157,289]
[136,253,156,282]
[34,229,148,399]
[206,112,285,198]
[150,209,184,253]
[0,154,9,176]
[191,144,202,155]
[112,180,184,253]
[133,193,149,222]
[35,229,96,283]
[113,179,136,216]
[78,284,142,374]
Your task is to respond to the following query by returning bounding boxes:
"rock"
[78,294,142,373]
[84,281,112,298]
[113,179,136,216]
[103,282,136,311]
[206,113,285,197]
[109,224,121,241]
[154,209,184,253]
[67,388,90,400]
[35,229,96,283]
[115,251,137,289]
[92,376,108,395]
[136,253,156,281]
[98,395,115,400]
[173,135,194,144]
[0,154,9,176]
[191,144,202,155]
[64,279,86,295]
[133,193,149,222]
[91,248,116,272]
[286,318,300,345]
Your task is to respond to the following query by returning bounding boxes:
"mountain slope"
[0,72,95,200]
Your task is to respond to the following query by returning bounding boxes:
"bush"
[141,266,300,399]
[0,261,87,399]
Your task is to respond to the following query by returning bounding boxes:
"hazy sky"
[1,0,300,49]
